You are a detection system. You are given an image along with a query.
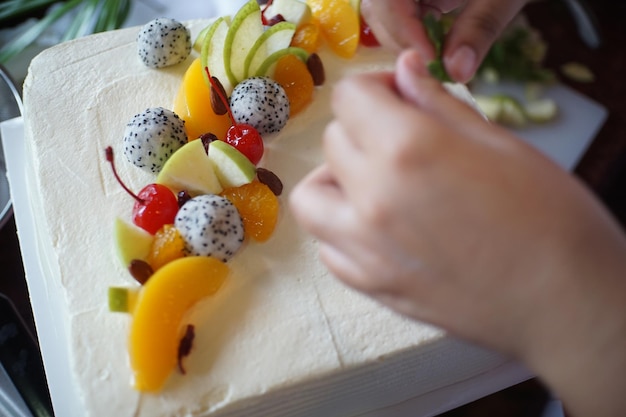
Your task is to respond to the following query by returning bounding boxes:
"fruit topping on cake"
[122,107,188,173]
[106,147,179,235]
[137,17,192,69]
[105,0,374,392]
[129,256,228,392]
[207,140,257,188]
[205,69,266,165]
[221,181,280,243]
[173,58,232,141]
[174,194,245,262]
[147,224,186,271]
[308,0,360,58]
[229,76,290,135]
[156,138,223,197]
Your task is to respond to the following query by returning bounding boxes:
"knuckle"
[467,11,503,41]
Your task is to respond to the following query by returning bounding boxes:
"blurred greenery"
[0,0,131,64]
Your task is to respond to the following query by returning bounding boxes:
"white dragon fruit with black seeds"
[175,194,245,262]
[137,18,191,69]
[230,77,290,135]
[123,107,187,173]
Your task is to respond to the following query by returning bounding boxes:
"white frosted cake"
[19,3,522,416]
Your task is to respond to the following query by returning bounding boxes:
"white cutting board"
[471,80,608,170]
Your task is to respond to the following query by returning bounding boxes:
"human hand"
[290,50,626,367]
[360,0,529,82]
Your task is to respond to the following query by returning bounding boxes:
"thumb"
[443,0,528,83]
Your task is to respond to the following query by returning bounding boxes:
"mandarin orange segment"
[129,256,229,392]
[220,181,279,242]
[273,54,315,116]
[308,0,359,58]
[147,224,186,270]
[172,58,231,141]
[291,21,322,54]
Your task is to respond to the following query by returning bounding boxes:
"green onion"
[423,14,452,82]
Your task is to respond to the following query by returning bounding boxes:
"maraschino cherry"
[359,15,380,47]
[205,67,264,165]
[105,146,178,235]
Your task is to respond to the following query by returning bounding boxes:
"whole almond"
[307,53,325,86]
[256,167,283,196]
[210,76,229,115]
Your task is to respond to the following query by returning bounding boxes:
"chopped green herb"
[423,14,452,82]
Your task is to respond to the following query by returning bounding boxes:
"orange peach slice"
[173,57,232,141]
[308,0,359,58]
[129,256,229,392]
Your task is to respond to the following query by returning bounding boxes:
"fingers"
[443,0,529,82]
[361,0,436,60]
[289,165,348,245]
[394,50,490,136]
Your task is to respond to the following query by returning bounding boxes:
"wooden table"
[1,0,624,415]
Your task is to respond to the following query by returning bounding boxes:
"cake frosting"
[21,14,514,417]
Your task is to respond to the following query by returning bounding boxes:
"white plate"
[0,65,23,229]
[471,80,608,170]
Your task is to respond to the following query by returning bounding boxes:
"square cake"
[15,1,525,415]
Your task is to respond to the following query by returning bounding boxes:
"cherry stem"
[261,0,275,25]
[105,146,143,204]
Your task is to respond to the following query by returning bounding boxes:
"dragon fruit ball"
[123,107,187,173]
[137,18,191,69]
[229,77,290,135]
[175,195,245,262]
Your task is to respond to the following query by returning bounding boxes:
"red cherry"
[226,123,264,165]
[359,15,380,47]
[205,66,265,165]
[105,147,178,235]
[132,184,179,235]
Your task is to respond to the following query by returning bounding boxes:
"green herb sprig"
[423,14,452,82]
[0,0,131,65]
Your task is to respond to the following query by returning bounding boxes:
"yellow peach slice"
[129,256,229,392]
[172,57,232,141]
[308,0,359,58]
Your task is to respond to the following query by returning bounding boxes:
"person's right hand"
[360,0,529,82]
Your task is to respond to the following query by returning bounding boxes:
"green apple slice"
[193,23,211,53]
[224,0,264,87]
[108,287,139,313]
[245,21,297,79]
[114,217,154,268]
[255,46,309,78]
[156,138,223,196]
[201,16,232,94]
[208,140,257,189]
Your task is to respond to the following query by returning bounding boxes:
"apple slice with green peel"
[193,23,211,53]
[224,0,264,87]
[130,256,229,392]
[267,0,313,28]
[114,217,154,268]
[208,140,257,189]
[245,21,297,79]
[201,16,232,94]
[255,46,309,78]
[108,287,140,313]
[156,138,223,196]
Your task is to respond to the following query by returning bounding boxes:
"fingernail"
[445,45,476,83]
